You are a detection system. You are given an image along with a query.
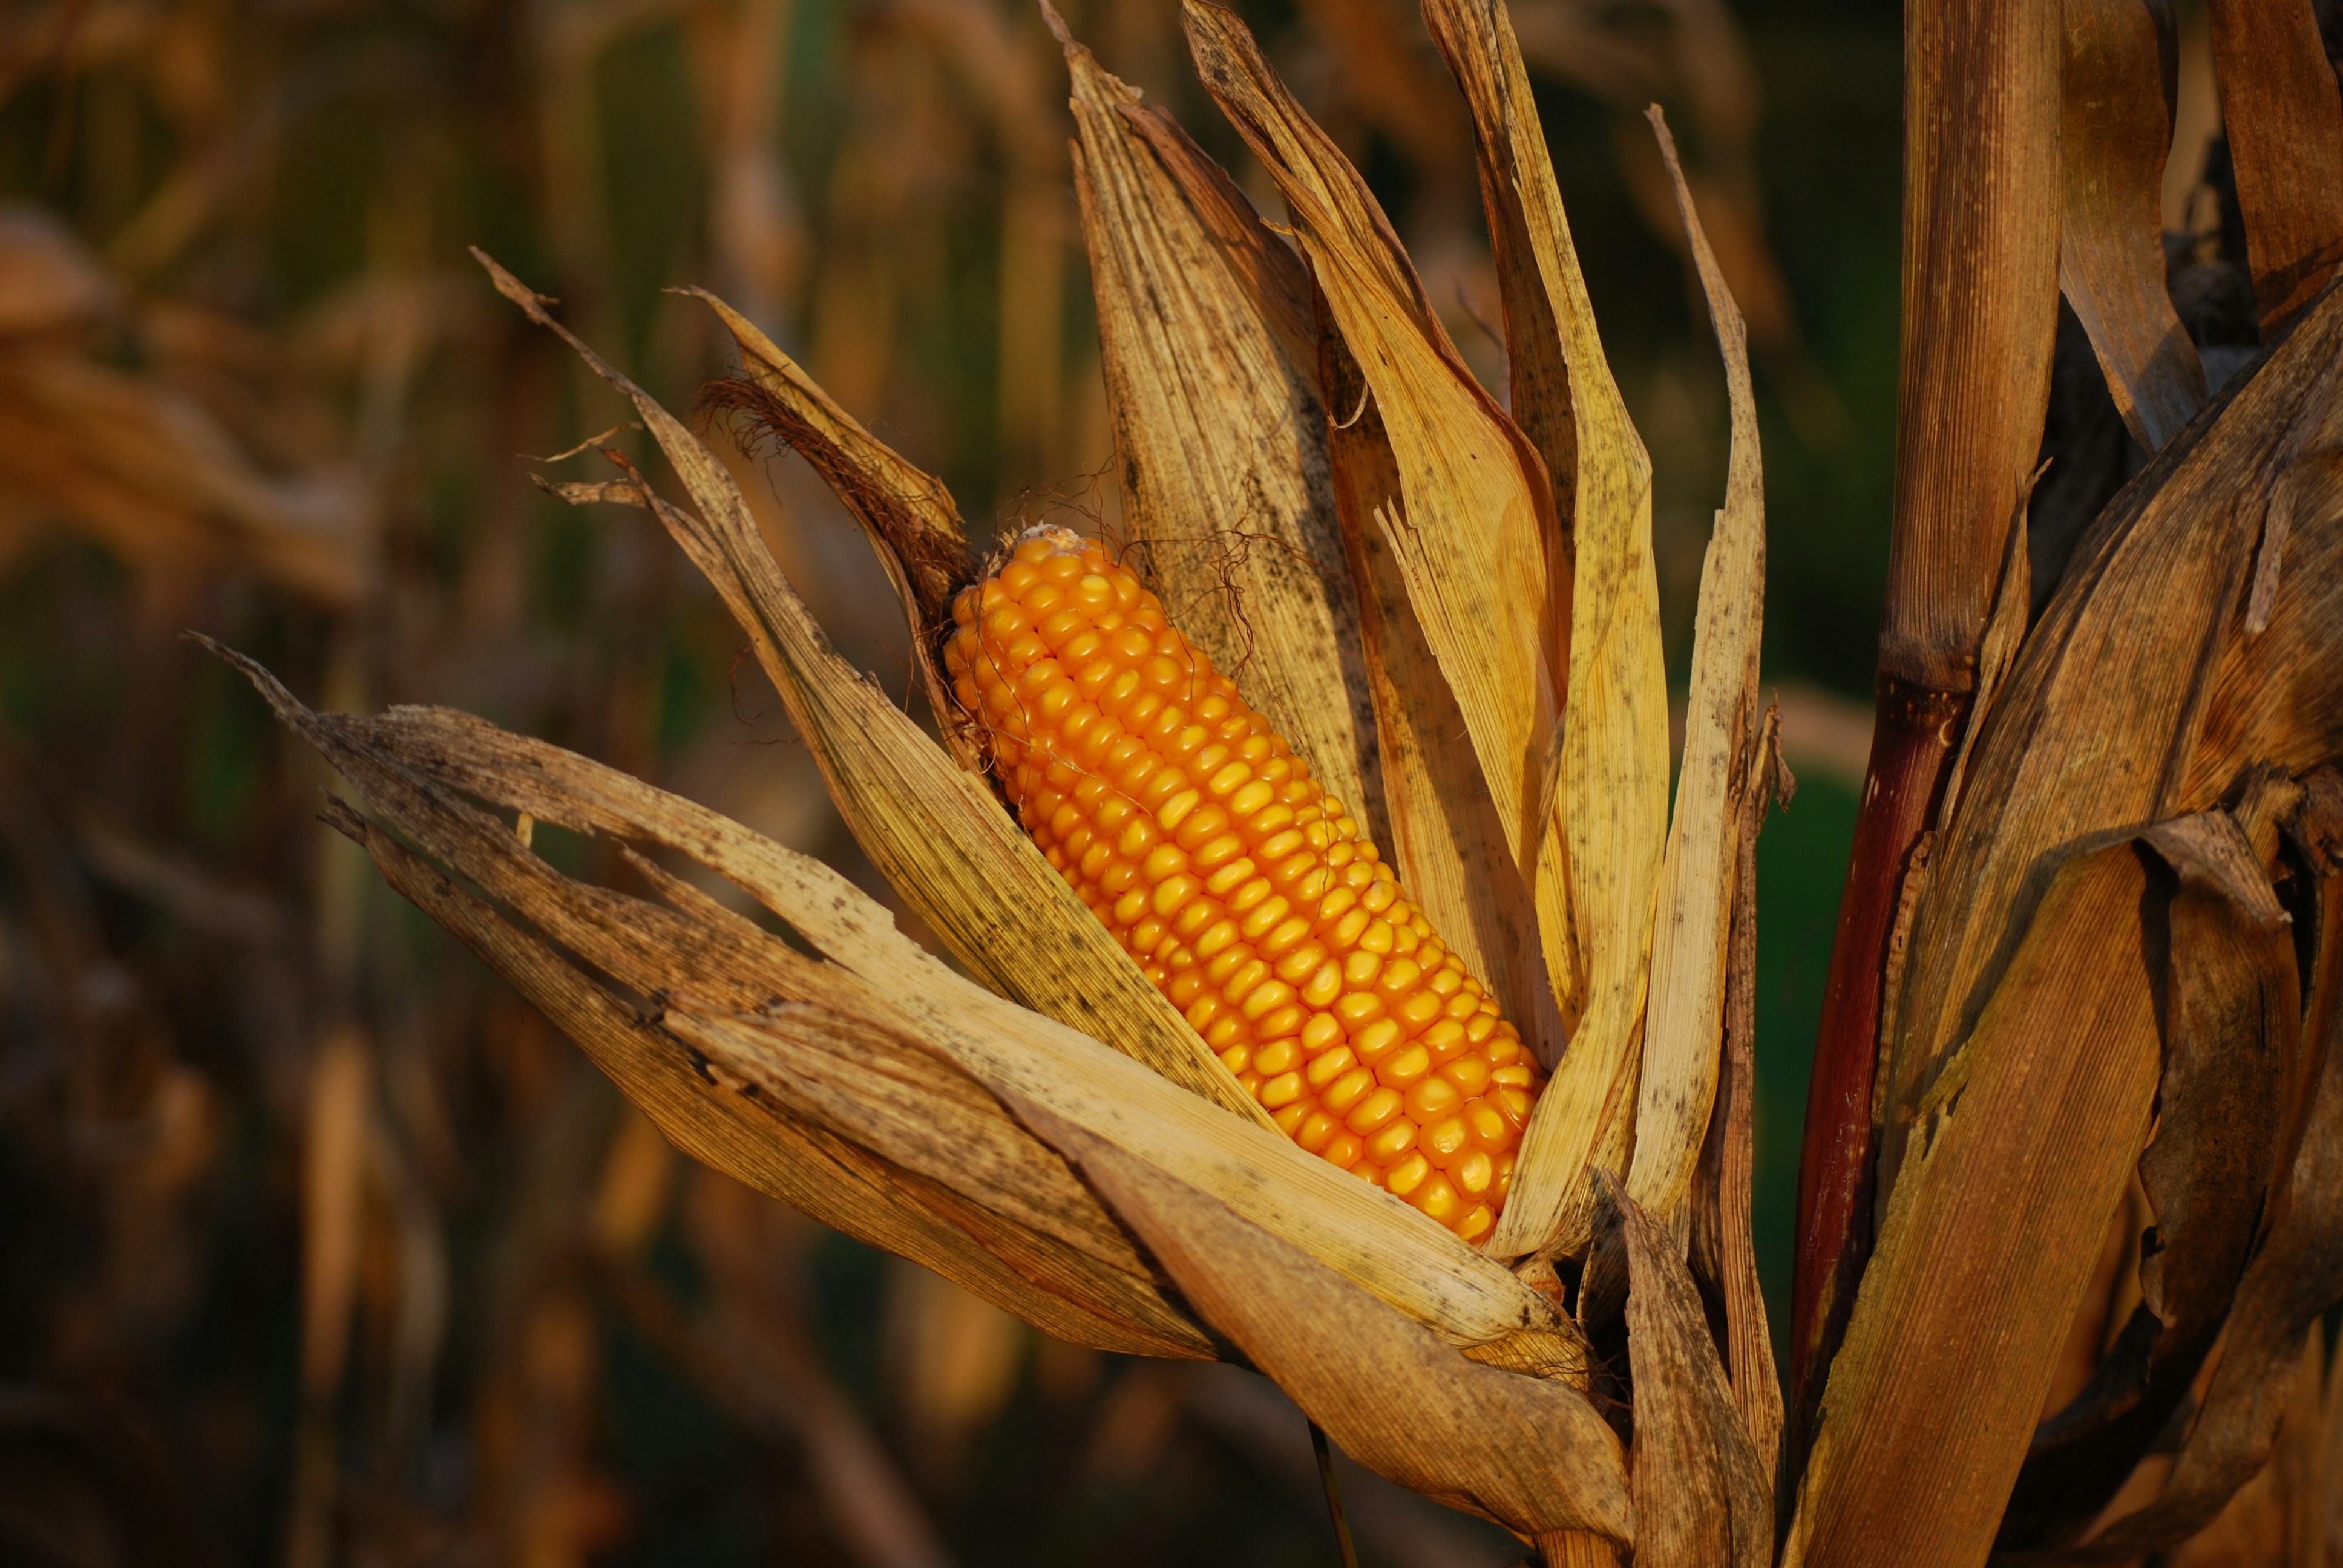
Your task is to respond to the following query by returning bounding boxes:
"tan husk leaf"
[1178,2,1588,1046]
[1620,1191,1772,1568]
[1048,8,1383,835]
[1783,840,2166,1568]
[1052,1116,1633,1540]
[684,290,975,766]
[469,249,1273,1130]
[2056,0,2207,451]
[2204,0,2343,333]
[1688,709,1786,1480]
[1624,106,1766,1223]
[1415,0,1672,1260]
[1314,284,1561,1053]
[214,646,1598,1386]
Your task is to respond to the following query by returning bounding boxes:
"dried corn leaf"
[1625,108,1765,1222]
[1316,290,1559,1049]
[1057,1116,1631,1540]
[470,250,1270,1129]
[2003,800,2302,1546]
[220,650,1591,1380]
[1689,713,1784,1478]
[1784,843,2164,1568]
[1049,10,1381,832]
[2057,0,2207,451]
[1417,0,1671,1261]
[2204,0,2343,333]
[687,289,975,764]
[1881,284,2343,1197]
[1179,4,1586,1039]
[1620,1193,1771,1568]
[2046,868,2343,1560]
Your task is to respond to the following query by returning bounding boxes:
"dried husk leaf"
[1415,0,1671,1261]
[1178,3,1586,1037]
[232,684,1205,1356]
[2002,799,2304,1546]
[1053,1117,1632,1540]
[1620,1193,1772,1568]
[2057,0,2207,451]
[2017,843,2343,1560]
[1624,107,1766,1223]
[1049,10,1382,833]
[470,250,1272,1130]
[220,651,1596,1382]
[1315,289,1560,1051]
[1783,842,2164,1568]
[1688,713,1786,1480]
[2204,0,2343,333]
[1881,283,2343,1204]
[684,291,974,762]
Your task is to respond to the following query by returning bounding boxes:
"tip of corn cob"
[942,527,1541,1241]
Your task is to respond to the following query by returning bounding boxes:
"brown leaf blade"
[2206,0,2343,333]
[2057,0,2209,451]
[1784,844,2164,1568]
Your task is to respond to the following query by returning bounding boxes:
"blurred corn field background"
[0,0,1931,1560]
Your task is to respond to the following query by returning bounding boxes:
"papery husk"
[1315,290,1560,1045]
[1688,707,1788,1481]
[686,290,977,769]
[1057,1119,1631,1541]
[1415,0,1677,1256]
[470,250,1274,1131]
[1047,7,1383,837]
[1416,0,1672,1260]
[1623,106,1766,1224]
[214,649,1600,1390]
[2204,0,2343,333]
[2056,0,2207,451]
[1620,1191,1772,1568]
[1178,2,1588,1047]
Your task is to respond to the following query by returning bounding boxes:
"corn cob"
[943,526,1541,1241]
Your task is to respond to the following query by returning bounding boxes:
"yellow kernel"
[1240,980,1296,1021]
[1343,950,1384,988]
[1230,780,1276,815]
[1453,1149,1495,1194]
[1411,1174,1460,1223]
[1305,1045,1358,1087]
[1377,1044,1432,1089]
[1352,1018,1402,1062]
[1345,1086,1404,1134]
[1239,897,1291,939]
[1322,1067,1376,1113]
[1405,1077,1463,1123]
[1366,1119,1418,1162]
[1260,1072,1305,1109]
[1384,1152,1431,1197]
[1302,1012,1345,1053]
[1151,875,1201,918]
[1457,1205,1495,1242]
[1438,1055,1492,1096]
[1300,964,1342,1007]
[1253,1038,1300,1076]
[1334,992,1385,1029]
[1219,1044,1251,1074]
[1297,1111,1340,1153]
[1273,1100,1312,1135]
